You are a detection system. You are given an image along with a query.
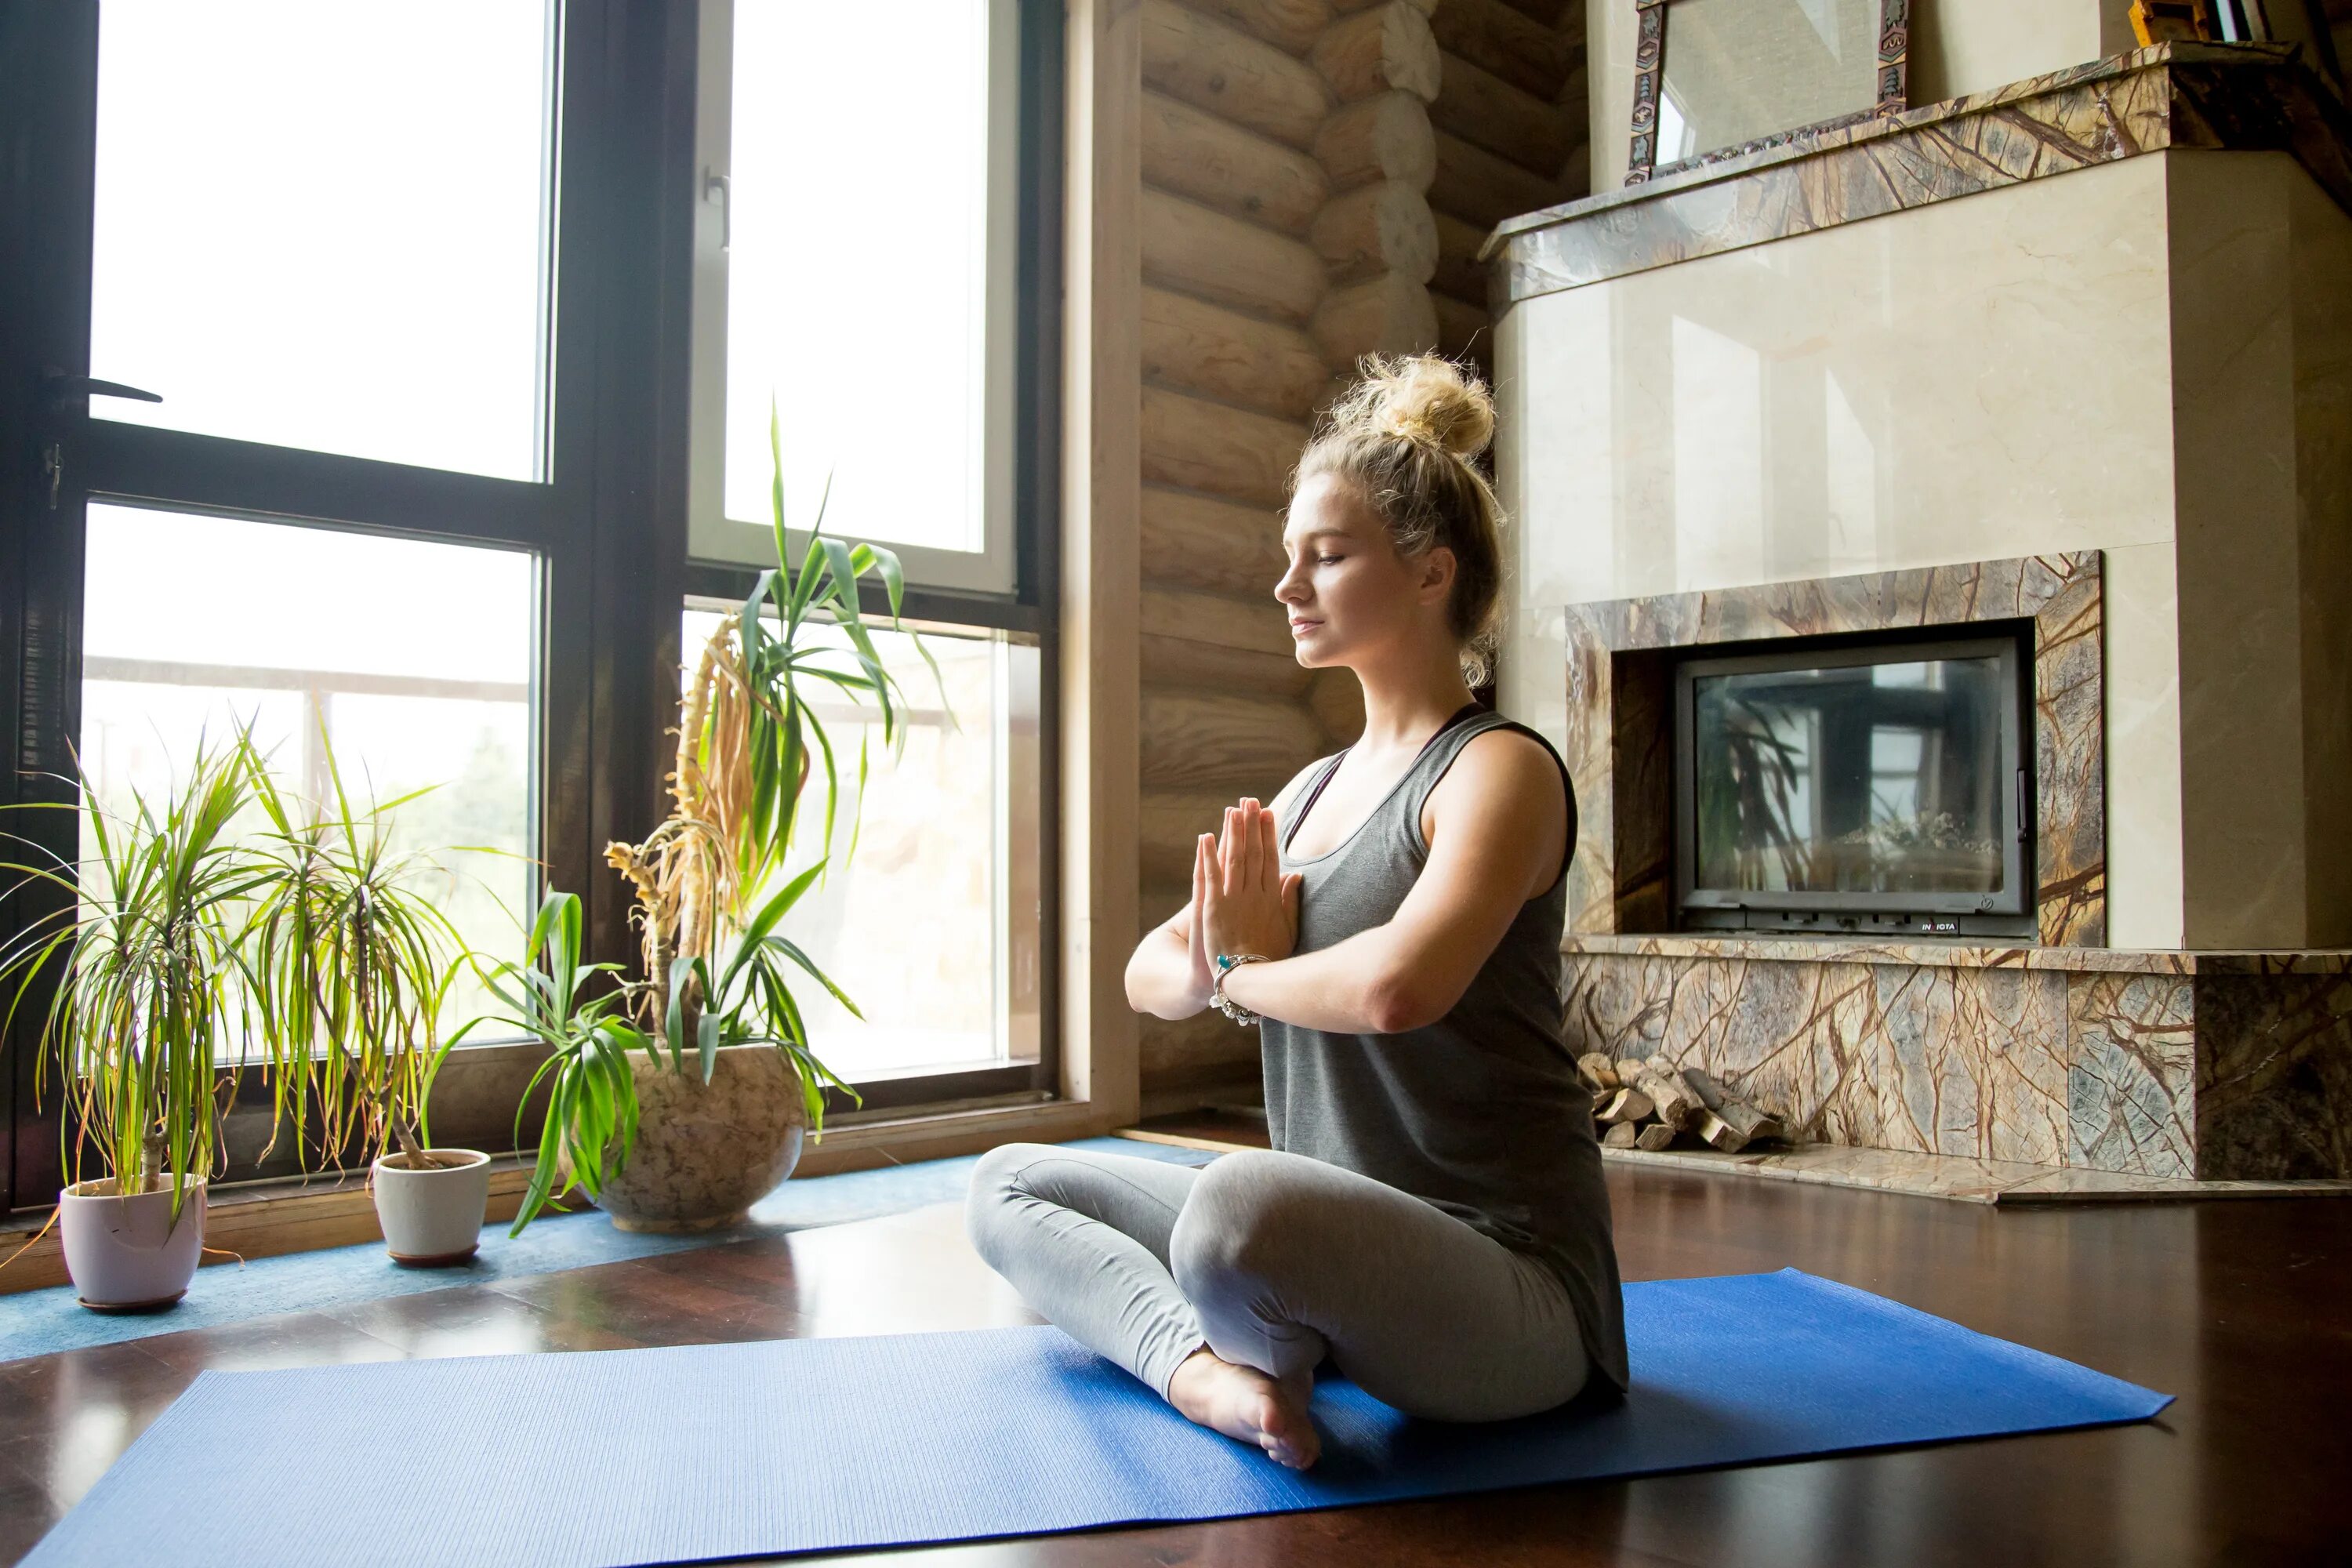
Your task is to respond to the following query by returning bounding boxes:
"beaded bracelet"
[1210,953,1269,1025]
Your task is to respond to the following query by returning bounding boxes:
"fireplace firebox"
[1671,628,2035,937]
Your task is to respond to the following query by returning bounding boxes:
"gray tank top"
[1262,703,1629,1396]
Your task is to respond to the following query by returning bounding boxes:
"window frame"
[0,0,1063,1214]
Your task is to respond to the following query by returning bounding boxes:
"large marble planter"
[583,1044,807,1232]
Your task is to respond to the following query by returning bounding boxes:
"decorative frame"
[1628,0,1911,186]
[1561,554,2106,947]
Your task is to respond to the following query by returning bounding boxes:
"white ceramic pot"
[370,1149,492,1266]
[58,1178,207,1312]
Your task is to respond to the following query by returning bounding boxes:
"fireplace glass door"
[1673,633,2031,935]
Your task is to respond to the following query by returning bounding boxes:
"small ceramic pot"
[371,1149,492,1266]
[59,1178,207,1312]
[578,1044,806,1232]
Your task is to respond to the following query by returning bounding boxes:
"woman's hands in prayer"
[1196,797,1303,971]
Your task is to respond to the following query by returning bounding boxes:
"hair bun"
[1350,354,1494,460]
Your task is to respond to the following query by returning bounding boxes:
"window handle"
[705,169,731,252]
[42,368,163,409]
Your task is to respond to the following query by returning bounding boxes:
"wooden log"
[1142,386,1307,508]
[1432,127,1566,229]
[1143,91,1329,236]
[1432,49,1577,176]
[1310,270,1439,365]
[1613,1058,1650,1089]
[1433,289,1489,369]
[1180,0,1335,56]
[1635,1122,1679,1152]
[1143,634,1309,702]
[1143,788,1282,882]
[1432,208,1492,307]
[1681,1067,1785,1144]
[1142,187,1326,324]
[1593,1087,1654,1126]
[1635,1072,1699,1132]
[1308,667,1364,745]
[1141,688,1326,793]
[1600,1122,1639,1149]
[1142,583,1296,659]
[1141,485,1288,596]
[1311,2,1442,103]
[1310,180,1438,285]
[1143,285,1330,421]
[1576,1051,1620,1094]
[1142,0,1332,151]
[1490,0,1573,27]
[1313,90,1437,192]
[1428,0,1578,99]
[1696,1111,1759,1155]
[1332,0,1433,13]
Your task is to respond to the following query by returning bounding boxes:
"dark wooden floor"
[5,1124,2350,1567]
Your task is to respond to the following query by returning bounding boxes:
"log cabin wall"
[1133,0,1588,1116]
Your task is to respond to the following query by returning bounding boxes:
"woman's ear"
[1417,544,1457,606]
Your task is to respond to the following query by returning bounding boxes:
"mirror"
[1629,0,1909,184]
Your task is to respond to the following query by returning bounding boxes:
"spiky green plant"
[0,730,275,1221]
[460,890,648,1235]
[243,720,466,1174]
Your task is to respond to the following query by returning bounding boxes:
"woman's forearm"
[1125,928,1211,1020]
[1217,927,1410,1035]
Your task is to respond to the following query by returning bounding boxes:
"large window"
[687,0,1024,592]
[0,0,1061,1212]
[89,0,559,478]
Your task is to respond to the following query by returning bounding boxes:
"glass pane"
[90,2,556,479]
[680,608,1041,1082]
[1657,0,1880,163]
[81,505,537,1055]
[1691,652,2005,896]
[721,2,996,552]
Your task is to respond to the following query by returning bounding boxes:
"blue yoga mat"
[23,1269,2168,1568]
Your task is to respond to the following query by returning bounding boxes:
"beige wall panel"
[1142,187,1327,322]
[1144,0,1334,150]
[2289,167,2352,946]
[1142,90,1330,235]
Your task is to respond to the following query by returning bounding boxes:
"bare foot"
[1167,1346,1320,1469]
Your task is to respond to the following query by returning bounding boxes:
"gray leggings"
[964,1142,1591,1421]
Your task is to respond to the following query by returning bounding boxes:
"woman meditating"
[966,354,1626,1471]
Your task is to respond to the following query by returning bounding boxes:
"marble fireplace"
[1486,42,2352,1182]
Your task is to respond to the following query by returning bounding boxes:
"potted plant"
[0,732,273,1311]
[245,730,481,1265]
[495,434,949,1233]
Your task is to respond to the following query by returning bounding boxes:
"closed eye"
[1316,554,1343,564]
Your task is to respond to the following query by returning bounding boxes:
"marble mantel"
[1482,41,2352,308]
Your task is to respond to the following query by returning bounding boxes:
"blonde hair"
[1290,354,1508,686]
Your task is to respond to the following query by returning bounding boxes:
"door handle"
[42,368,163,409]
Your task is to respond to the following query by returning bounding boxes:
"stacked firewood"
[1577,1054,1788,1155]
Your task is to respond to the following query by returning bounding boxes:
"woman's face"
[1275,470,1452,670]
